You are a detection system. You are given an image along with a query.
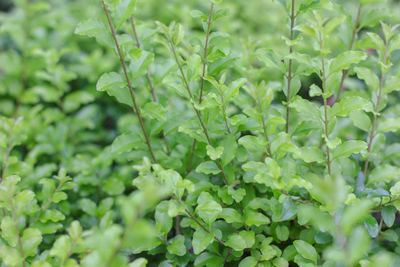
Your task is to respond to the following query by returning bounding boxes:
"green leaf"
[220,134,237,166]
[244,210,270,227]
[349,110,371,132]
[167,235,186,256]
[293,240,317,264]
[155,201,172,235]
[332,140,367,160]
[225,231,255,251]
[206,145,224,160]
[96,72,132,107]
[196,161,221,175]
[80,199,97,216]
[129,258,148,267]
[1,216,18,246]
[297,146,325,163]
[75,18,113,47]
[239,256,258,267]
[368,165,400,184]
[128,51,154,80]
[196,192,222,225]
[275,225,289,241]
[309,84,322,97]
[219,208,242,223]
[364,215,379,238]
[354,67,380,92]
[22,228,42,257]
[329,51,367,74]
[50,235,71,261]
[382,205,396,227]
[111,132,142,154]
[289,97,320,122]
[347,227,370,265]
[114,0,136,28]
[323,15,346,35]
[142,102,167,121]
[192,228,214,255]
[377,118,400,133]
[332,96,373,117]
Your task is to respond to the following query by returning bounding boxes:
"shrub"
[1,0,400,266]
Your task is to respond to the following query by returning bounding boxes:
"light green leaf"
[225,231,255,251]
[293,240,317,263]
[196,192,222,225]
[142,102,167,121]
[196,161,221,175]
[192,228,214,255]
[167,235,186,256]
[382,205,396,227]
[220,134,237,166]
[115,0,136,28]
[244,210,270,227]
[349,110,371,132]
[22,228,42,257]
[297,146,325,163]
[111,132,142,154]
[329,51,367,74]
[96,72,132,107]
[354,67,380,92]
[206,145,224,160]
[323,15,346,35]
[368,165,400,184]
[377,118,400,133]
[332,140,367,160]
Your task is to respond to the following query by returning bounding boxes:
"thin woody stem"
[172,195,225,246]
[285,0,296,133]
[167,36,229,185]
[129,17,171,155]
[319,32,332,176]
[102,0,157,163]
[335,3,363,102]
[187,3,215,174]
[363,40,389,179]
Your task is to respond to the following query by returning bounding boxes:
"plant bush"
[1,0,400,266]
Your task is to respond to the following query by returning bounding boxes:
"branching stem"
[285,0,296,133]
[102,0,157,163]
[319,32,332,176]
[129,17,171,155]
[363,40,389,179]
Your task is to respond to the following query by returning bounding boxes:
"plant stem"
[167,35,229,185]
[187,3,214,174]
[172,195,225,246]
[255,96,272,157]
[363,40,389,180]
[102,0,157,163]
[129,17,171,155]
[285,0,295,134]
[219,87,231,134]
[10,201,26,267]
[335,3,363,102]
[319,32,332,176]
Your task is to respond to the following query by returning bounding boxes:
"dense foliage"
[1,0,400,266]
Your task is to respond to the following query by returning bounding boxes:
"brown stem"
[187,3,215,174]
[10,201,26,267]
[281,189,313,205]
[255,96,272,157]
[102,1,157,163]
[167,35,229,185]
[129,17,171,155]
[172,195,225,246]
[363,40,389,180]
[219,87,231,134]
[335,4,363,102]
[285,0,296,133]
[319,32,332,176]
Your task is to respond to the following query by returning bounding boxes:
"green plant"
[1,0,400,266]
